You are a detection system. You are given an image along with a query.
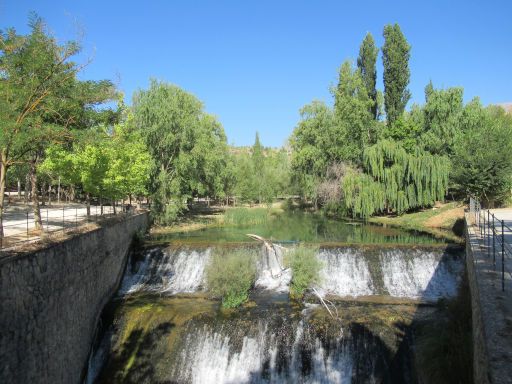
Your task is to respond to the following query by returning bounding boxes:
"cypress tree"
[382,24,411,126]
[357,33,379,119]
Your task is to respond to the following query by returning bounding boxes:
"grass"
[205,248,257,308]
[222,207,272,226]
[284,245,322,299]
[368,202,465,242]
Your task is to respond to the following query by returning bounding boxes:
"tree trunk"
[100,196,103,215]
[0,151,7,238]
[17,178,21,199]
[30,161,42,230]
[113,199,116,215]
[86,193,91,217]
[48,184,52,207]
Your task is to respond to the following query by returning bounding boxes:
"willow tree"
[342,140,449,218]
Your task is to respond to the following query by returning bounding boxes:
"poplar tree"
[357,33,379,119]
[382,24,411,126]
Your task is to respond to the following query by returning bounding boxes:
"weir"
[89,241,465,384]
[118,244,462,301]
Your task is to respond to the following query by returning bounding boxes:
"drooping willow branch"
[342,140,450,218]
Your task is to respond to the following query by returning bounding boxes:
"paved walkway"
[467,210,512,384]
[1,203,116,248]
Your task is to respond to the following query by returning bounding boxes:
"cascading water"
[379,249,462,300]
[90,241,464,384]
[316,247,462,301]
[316,248,375,297]
[119,245,462,301]
[119,247,212,294]
[255,244,292,292]
[171,320,354,384]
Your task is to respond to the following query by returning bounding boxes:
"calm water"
[151,211,449,246]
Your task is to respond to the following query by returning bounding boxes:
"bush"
[285,245,321,299]
[223,207,270,226]
[206,248,257,308]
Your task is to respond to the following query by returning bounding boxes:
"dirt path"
[424,207,464,228]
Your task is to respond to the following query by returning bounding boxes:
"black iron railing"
[470,197,512,291]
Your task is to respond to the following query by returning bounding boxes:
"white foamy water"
[316,249,375,297]
[255,245,292,292]
[174,322,353,384]
[119,247,211,294]
[380,249,462,300]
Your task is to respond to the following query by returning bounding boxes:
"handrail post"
[487,210,491,258]
[502,220,505,292]
[493,216,496,266]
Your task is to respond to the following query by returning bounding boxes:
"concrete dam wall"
[0,212,149,384]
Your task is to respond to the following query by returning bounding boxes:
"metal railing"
[470,197,512,291]
[0,204,136,250]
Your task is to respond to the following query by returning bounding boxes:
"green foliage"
[452,103,512,205]
[342,140,450,218]
[284,245,321,299]
[334,60,377,163]
[383,105,423,153]
[223,207,270,226]
[132,80,229,223]
[382,24,411,126]
[206,248,257,308]
[421,84,464,156]
[40,120,151,204]
[290,101,336,198]
[230,136,290,204]
[357,33,379,119]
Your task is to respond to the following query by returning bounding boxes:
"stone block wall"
[0,212,149,384]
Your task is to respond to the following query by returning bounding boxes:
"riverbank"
[369,202,465,243]
[151,202,465,244]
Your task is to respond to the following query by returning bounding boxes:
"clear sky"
[2,1,511,147]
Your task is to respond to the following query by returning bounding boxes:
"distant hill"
[497,103,512,114]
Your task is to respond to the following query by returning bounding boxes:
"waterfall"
[379,249,462,300]
[255,244,292,292]
[172,321,354,384]
[119,245,462,301]
[316,247,462,300]
[317,249,375,297]
[119,247,211,294]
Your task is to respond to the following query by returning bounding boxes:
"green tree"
[0,16,81,233]
[342,140,450,218]
[290,101,336,199]
[357,33,379,119]
[382,24,411,127]
[334,60,376,163]
[133,80,228,223]
[421,83,464,156]
[452,103,512,205]
[0,16,115,231]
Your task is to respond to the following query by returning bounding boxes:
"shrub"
[285,245,322,299]
[206,248,257,308]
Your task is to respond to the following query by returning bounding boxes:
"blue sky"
[2,1,511,147]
